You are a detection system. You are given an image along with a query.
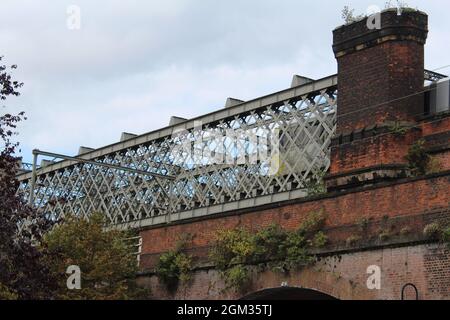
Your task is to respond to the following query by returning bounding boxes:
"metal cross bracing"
[424,69,448,82]
[17,75,339,229]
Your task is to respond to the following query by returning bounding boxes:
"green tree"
[1,56,57,300]
[42,212,146,300]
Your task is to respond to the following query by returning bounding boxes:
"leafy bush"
[209,228,256,270]
[341,6,364,24]
[299,209,327,236]
[1,57,57,300]
[209,211,328,291]
[423,223,442,240]
[304,172,327,196]
[389,122,409,136]
[253,224,288,262]
[0,283,18,300]
[222,265,251,291]
[442,227,450,244]
[311,231,328,248]
[406,139,431,176]
[42,212,146,300]
[155,234,193,291]
[283,232,314,269]
[156,250,192,291]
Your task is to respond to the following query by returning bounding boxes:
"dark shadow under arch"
[241,287,338,301]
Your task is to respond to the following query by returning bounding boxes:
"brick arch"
[240,287,338,300]
[233,266,376,301]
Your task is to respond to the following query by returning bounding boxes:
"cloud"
[1,0,449,162]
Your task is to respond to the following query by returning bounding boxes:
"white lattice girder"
[17,82,338,228]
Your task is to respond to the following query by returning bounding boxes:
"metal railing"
[17,75,338,228]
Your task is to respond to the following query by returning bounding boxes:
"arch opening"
[241,287,338,301]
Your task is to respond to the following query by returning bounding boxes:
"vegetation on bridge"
[406,139,442,177]
[155,235,193,292]
[154,210,328,292]
[208,210,328,292]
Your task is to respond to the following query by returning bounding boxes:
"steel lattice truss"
[17,78,338,228]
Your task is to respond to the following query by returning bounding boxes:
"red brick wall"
[330,129,421,174]
[330,114,450,174]
[139,174,450,266]
[336,41,425,135]
[137,243,450,300]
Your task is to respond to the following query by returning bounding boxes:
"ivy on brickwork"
[155,234,193,291]
[209,210,328,292]
[406,139,442,177]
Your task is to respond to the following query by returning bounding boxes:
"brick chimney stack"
[333,9,428,133]
[326,9,429,190]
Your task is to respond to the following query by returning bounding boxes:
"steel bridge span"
[16,70,445,229]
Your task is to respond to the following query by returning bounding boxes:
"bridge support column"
[326,10,429,190]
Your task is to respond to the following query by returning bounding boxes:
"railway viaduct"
[136,10,450,300]
[18,9,450,300]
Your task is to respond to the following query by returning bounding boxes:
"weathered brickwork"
[138,10,450,300]
[137,244,450,300]
[329,128,421,174]
[333,10,428,135]
[139,173,450,269]
[335,41,425,135]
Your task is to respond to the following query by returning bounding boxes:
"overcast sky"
[1,0,449,162]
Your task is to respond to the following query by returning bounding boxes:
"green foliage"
[209,228,256,270]
[341,6,365,24]
[442,227,450,244]
[209,211,327,291]
[1,57,57,300]
[423,222,442,240]
[283,232,314,270]
[0,283,18,300]
[42,212,146,300]
[155,234,193,291]
[389,122,409,136]
[304,172,327,196]
[156,251,192,290]
[311,231,328,248]
[222,265,251,291]
[406,139,431,176]
[342,2,417,25]
[298,209,327,235]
